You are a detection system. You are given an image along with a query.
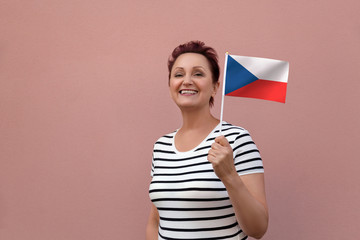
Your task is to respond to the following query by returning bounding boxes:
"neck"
[179,106,220,131]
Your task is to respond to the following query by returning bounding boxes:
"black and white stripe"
[149,122,263,239]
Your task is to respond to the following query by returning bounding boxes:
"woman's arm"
[146,203,159,240]
[207,136,268,239]
[222,172,268,239]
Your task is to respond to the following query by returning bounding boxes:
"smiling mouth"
[179,90,198,95]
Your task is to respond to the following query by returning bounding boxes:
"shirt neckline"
[172,121,223,154]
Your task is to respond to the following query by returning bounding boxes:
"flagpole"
[219,52,229,135]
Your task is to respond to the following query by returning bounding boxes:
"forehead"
[172,53,211,70]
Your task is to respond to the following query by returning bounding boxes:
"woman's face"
[169,53,219,111]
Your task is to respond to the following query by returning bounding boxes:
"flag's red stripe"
[225,79,287,103]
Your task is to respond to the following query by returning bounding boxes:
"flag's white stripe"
[229,55,289,83]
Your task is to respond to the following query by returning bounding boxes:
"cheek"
[168,81,175,92]
[169,78,181,90]
[168,81,178,98]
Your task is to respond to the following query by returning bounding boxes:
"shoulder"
[152,131,177,155]
[220,122,250,140]
[220,122,258,150]
[220,122,247,132]
[153,131,175,146]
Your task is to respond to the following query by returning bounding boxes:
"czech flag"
[224,54,289,103]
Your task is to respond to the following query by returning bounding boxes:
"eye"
[174,72,183,78]
[193,72,204,77]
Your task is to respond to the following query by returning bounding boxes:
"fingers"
[207,136,236,181]
[207,150,216,162]
[208,144,227,163]
[211,136,229,150]
[208,136,232,163]
[215,135,231,147]
[207,143,221,163]
[207,148,221,166]
[211,141,221,150]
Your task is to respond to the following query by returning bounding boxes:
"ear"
[212,81,220,97]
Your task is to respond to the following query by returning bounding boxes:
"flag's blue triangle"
[225,55,259,95]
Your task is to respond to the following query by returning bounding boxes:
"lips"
[179,89,198,95]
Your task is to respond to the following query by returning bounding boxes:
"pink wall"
[1,0,359,239]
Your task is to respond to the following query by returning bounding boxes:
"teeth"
[180,90,198,94]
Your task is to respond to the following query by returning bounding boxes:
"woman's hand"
[207,135,238,182]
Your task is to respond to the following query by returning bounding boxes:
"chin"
[177,102,209,111]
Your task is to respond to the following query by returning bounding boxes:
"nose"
[182,75,193,85]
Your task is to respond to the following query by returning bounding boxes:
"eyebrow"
[173,66,207,71]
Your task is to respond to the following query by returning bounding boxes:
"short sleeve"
[232,130,264,176]
[150,151,155,177]
[150,133,175,178]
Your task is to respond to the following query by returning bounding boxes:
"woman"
[146,41,268,240]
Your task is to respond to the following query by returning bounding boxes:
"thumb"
[215,135,231,147]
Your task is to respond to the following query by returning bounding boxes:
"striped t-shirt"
[149,122,264,240]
